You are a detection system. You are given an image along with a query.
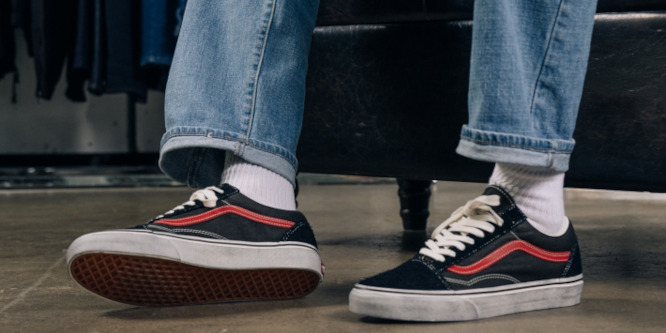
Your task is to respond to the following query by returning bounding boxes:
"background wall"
[0,31,165,156]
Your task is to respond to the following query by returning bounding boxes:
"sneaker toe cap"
[357,256,449,291]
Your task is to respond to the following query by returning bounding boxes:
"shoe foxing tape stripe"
[156,205,296,229]
[448,240,570,275]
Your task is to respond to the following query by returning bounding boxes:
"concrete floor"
[0,182,665,332]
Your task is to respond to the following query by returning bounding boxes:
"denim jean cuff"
[159,128,298,188]
[456,125,575,172]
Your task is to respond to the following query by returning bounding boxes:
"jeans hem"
[457,125,573,172]
[159,128,298,187]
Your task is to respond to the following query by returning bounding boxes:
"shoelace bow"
[156,186,225,219]
[419,194,504,262]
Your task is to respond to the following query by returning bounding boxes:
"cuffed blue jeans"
[159,0,598,188]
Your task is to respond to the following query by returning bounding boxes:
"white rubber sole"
[66,229,324,306]
[349,275,583,321]
[66,229,323,276]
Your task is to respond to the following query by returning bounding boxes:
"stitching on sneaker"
[446,274,521,287]
[281,223,301,241]
[414,256,450,288]
[561,243,578,277]
[148,224,227,239]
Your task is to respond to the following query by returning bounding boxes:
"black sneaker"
[349,186,583,321]
[67,184,324,306]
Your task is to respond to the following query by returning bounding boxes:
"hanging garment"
[65,0,92,101]
[140,0,178,67]
[5,0,184,101]
[103,0,146,100]
[0,0,16,80]
[10,0,31,55]
[140,0,185,91]
[87,0,105,95]
[30,0,77,100]
[174,0,187,36]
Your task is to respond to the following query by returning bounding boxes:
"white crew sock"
[220,153,296,211]
[489,163,568,236]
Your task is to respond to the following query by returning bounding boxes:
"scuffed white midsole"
[349,275,583,321]
[67,230,323,280]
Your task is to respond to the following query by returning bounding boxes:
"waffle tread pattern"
[69,253,321,306]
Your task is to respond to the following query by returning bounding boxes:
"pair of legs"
[160,0,595,233]
[67,0,598,321]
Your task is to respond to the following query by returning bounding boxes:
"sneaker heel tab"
[484,185,516,208]
[484,186,527,224]
[218,183,240,197]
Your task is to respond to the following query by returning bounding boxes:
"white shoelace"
[156,186,225,219]
[419,195,504,262]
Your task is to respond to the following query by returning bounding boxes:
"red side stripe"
[157,205,296,229]
[447,240,570,275]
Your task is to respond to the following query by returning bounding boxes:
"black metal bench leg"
[397,179,432,231]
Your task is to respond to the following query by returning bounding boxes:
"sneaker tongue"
[482,185,508,197]
[482,186,526,222]
[481,186,514,212]
[218,183,240,196]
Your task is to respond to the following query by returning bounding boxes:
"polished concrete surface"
[0,182,665,332]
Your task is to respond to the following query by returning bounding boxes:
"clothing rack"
[0,0,186,103]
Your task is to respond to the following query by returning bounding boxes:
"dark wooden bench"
[296,0,666,229]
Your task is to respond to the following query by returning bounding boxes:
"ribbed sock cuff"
[489,163,568,236]
[221,153,296,210]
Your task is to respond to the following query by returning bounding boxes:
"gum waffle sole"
[69,253,321,306]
